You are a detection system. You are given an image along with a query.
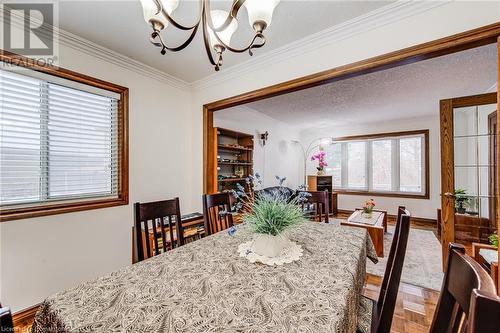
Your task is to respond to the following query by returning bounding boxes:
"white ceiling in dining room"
[243,43,498,129]
[58,0,393,83]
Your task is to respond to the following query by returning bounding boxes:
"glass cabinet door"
[453,103,497,243]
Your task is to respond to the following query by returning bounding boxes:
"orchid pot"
[311,151,328,177]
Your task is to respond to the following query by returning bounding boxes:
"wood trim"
[330,129,430,199]
[203,22,500,195]
[12,304,39,329]
[330,129,429,142]
[334,190,428,200]
[0,51,129,222]
[439,98,456,269]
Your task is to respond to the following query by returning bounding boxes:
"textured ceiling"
[58,0,391,83]
[241,44,497,129]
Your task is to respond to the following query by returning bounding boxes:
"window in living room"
[324,130,428,197]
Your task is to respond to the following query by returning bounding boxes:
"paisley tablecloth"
[32,222,377,333]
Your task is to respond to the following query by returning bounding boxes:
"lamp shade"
[243,0,280,29]
[140,0,179,26]
[208,10,238,47]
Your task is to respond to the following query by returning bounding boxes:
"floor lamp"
[292,137,334,187]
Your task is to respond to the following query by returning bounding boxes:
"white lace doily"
[238,240,303,266]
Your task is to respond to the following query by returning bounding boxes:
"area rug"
[329,219,444,291]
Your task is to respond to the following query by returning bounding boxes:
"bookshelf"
[216,128,254,192]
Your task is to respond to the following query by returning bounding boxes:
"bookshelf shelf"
[217,144,253,152]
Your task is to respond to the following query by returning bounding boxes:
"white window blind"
[0,69,119,207]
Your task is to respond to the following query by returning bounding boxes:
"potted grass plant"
[231,174,309,258]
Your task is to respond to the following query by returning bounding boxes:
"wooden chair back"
[430,243,498,333]
[203,192,234,236]
[467,289,500,333]
[378,206,406,298]
[303,190,329,223]
[134,198,184,262]
[0,303,13,333]
[373,209,411,333]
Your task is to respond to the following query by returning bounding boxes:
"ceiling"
[240,44,497,130]
[58,0,392,83]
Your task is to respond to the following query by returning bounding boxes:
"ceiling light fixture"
[140,0,280,71]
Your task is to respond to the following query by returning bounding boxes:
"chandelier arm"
[153,0,202,31]
[214,33,266,54]
[201,5,218,68]
[150,24,200,52]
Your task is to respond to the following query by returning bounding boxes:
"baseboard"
[13,304,39,328]
[336,209,437,228]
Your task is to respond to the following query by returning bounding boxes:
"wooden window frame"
[328,129,430,199]
[0,51,129,222]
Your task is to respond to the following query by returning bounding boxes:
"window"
[323,130,428,198]
[0,59,128,221]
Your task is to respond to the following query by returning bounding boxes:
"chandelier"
[140,0,280,71]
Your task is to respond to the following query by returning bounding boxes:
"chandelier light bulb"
[209,10,238,47]
[140,0,179,29]
[244,0,280,32]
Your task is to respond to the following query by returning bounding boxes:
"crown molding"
[3,7,190,91]
[191,0,449,91]
[3,1,448,92]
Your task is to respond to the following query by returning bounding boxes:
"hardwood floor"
[364,274,439,333]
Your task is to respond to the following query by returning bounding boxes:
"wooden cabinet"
[307,175,338,214]
[216,128,254,193]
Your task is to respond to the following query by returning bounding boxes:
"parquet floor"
[15,215,441,333]
[363,274,439,333]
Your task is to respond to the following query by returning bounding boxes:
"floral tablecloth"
[32,222,377,333]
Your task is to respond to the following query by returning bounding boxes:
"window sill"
[0,197,128,222]
[333,189,429,200]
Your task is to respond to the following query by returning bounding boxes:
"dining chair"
[303,190,329,223]
[429,243,499,333]
[467,289,500,332]
[357,208,411,333]
[203,192,234,236]
[134,197,184,262]
[0,303,14,332]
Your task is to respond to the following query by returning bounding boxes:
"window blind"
[324,133,426,195]
[0,69,119,207]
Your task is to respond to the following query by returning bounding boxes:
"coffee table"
[341,209,387,257]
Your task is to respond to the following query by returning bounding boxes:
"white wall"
[0,41,194,311]
[299,116,440,219]
[214,106,302,189]
[190,1,500,213]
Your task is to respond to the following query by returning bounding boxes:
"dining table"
[32,221,378,333]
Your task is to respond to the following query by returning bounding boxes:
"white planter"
[251,233,291,258]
